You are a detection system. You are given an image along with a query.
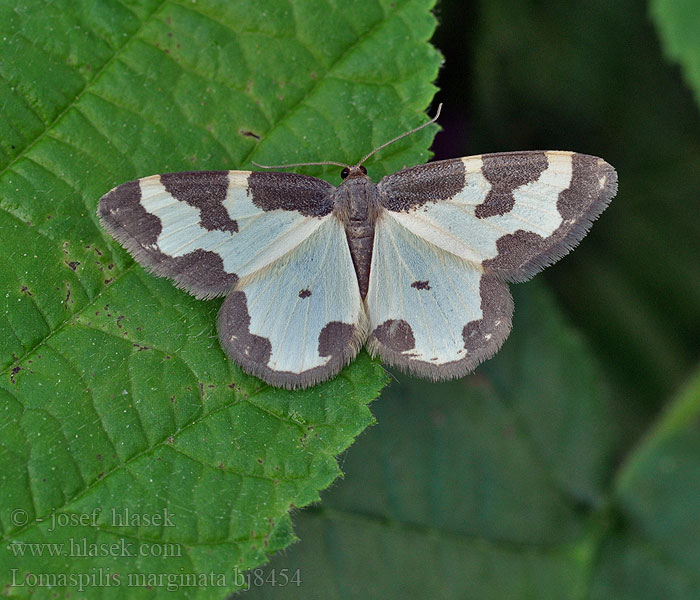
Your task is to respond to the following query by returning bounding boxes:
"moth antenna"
[251,104,441,172]
[252,160,350,170]
[355,103,442,167]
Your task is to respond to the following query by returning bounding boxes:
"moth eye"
[341,167,350,179]
[360,165,367,175]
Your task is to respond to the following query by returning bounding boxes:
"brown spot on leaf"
[10,366,22,384]
[239,129,261,140]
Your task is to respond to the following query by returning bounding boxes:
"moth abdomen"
[345,226,374,300]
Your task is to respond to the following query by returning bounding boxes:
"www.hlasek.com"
[9,537,181,558]
[9,568,302,593]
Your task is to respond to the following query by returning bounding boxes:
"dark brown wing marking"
[99,177,238,298]
[476,152,548,218]
[248,171,334,217]
[161,171,238,233]
[483,153,617,281]
[377,158,466,212]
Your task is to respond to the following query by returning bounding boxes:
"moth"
[98,106,617,389]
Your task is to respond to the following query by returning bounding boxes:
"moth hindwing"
[98,150,617,388]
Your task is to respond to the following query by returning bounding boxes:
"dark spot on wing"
[248,171,334,217]
[100,179,161,245]
[165,250,238,298]
[378,159,466,212]
[482,230,547,276]
[318,322,355,358]
[476,152,548,218]
[298,288,312,298]
[160,171,238,233]
[368,275,515,382]
[462,276,512,353]
[218,291,272,366]
[411,280,431,290]
[558,153,617,220]
[373,319,415,352]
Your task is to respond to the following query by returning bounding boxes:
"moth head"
[340,165,368,180]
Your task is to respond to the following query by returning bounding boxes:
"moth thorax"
[334,175,379,226]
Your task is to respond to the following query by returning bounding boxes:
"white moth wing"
[369,150,617,378]
[218,215,366,389]
[377,151,617,282]
[100,169,366,388]
[98,170,335,299]
[365,211,512,379]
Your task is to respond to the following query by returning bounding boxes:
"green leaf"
[0,0,440,596]
[241,281,621,599]
[592,365,700,599]
[651,0,700,109]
